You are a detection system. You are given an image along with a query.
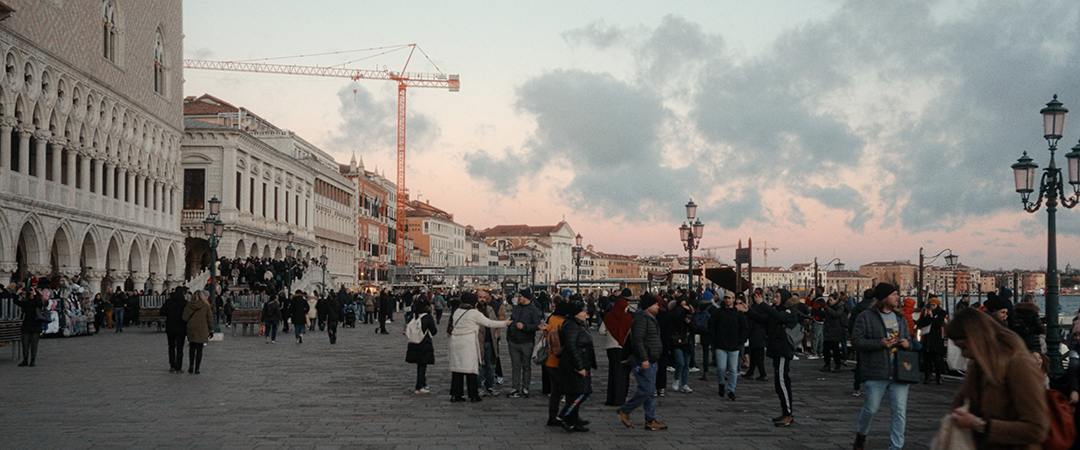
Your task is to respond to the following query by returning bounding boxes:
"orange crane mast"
[184,45,459,266]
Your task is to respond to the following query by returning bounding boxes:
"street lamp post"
[572,233,584,294]
[679,200,704,298]
[203,196,223,333]
[320,244,328,298]
[1010,95,1080,377]
[529,255,537,293]
[814,258,843,295]
[285,230,295,296]
[918,248,957,308]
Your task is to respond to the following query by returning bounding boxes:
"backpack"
[545,321,563,357]
[692,309,710,334]
[405,313,429,344]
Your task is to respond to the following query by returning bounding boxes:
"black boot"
[853,433,867,450]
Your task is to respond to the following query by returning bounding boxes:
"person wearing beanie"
[916,296,948,384]
[851,283,913,450]
[555,295,596,432]
[561,289,573,299]
[708,287,749,401]
[506,288,546,399]
[405,298,438,395]
[447,290,511,403]
[620,288,633,298]
[618,293,668,431]
[755,288,800,427]
[1009,293,1045,352]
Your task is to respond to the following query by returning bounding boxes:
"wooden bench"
[0,320,22,360]
[138,308,166,331]
[231,309,262,336]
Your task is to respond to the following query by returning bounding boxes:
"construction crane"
[699,243,781,266]
[184,44,460,266]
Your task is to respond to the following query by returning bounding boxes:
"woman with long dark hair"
[600,297,632,406]
[945,308,1048,448]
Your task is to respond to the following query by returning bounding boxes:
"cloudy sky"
[183,0,1080,271]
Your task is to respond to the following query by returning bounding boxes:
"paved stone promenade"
[0,320,956,449]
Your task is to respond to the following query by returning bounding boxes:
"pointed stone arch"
[49,219,77,275]
[16,215,46,281]
[250,242,258,259]
[79,225,102,273]
[235,239,247,258]
[274,247,283,260]
[262,245,270,259]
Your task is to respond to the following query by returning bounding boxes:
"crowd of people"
[4,270,1079,447]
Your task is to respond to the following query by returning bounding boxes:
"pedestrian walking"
[820,292,846,373]
[159,287,188,373]
[916,296,948,384]
[290,292,310,343]
[433,290,446,324]
[377,288,393,334]
[447,291,510,402]
[322,292,342,344]
[506,288,546,398]
[851,282,915,450]
[182,290,214,374]
[544,297,569,425]
[111,289,126,332]
[405,299,437,395]
[945,308,1049,450]
[759,288,799,427]
[477,289,506,396]
[708,290,748,401]
[617,294,668,431]
[261,294,283,343]
[743,288,769,381]
[555,297,596,432]
[600,297,633,406]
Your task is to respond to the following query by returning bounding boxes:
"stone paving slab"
[0,322,956,449]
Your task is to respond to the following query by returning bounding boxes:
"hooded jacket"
[1009,302,1045,352]
[708,304,749,351]
[760,297,800,359]
[159,290,188,335]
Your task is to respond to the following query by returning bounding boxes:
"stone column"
[17,126,32,174]
[130,272,150,294]
[0,262,16,285]
[134,173,144,206]
[65,145,77,186]
[28,264,52,279]
[79,150,91,191]
[126,170,135,204]
[149,273,166,294]
[0,120,13,171]
[33,130,49,179]
[82,269,107,297]
[92,158,103,194]
[49,139,65,183]
[103,162,114,198]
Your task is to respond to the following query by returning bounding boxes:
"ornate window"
[102,0,118,62]
[153,29,165,94]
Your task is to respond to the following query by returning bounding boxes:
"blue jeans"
[714,349,741,394]
[856,380,910,450]
[479,342,497,390]
[673,348,690,386]
[114,308,124,331]
[294,323,306,340]
[620,362,658,422]
[264,321,278,341]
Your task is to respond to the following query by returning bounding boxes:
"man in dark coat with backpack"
[160,287,189,374]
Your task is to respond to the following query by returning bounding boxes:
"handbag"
[1043,388,1076,450]
[35,306,51,324]
[895,350,922,383]
[929,404,976,450]
[785,323,804,350]
[532,335,549,365]
[259,324,266,336]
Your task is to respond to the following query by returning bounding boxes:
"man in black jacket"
[759,288,799,427]
[506,289,546,398]
[322,293,343,344]
[708,291,749,400]
[617,294,668,431]
[159,287,189,373]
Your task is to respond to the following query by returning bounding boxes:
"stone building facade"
[341,156,396,284]
[0,0,185,294]
[406,199,465,267]
[479,222,577,284]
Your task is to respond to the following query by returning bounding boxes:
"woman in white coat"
[448,291,511,402]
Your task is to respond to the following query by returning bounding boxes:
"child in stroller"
[344,305,357,328]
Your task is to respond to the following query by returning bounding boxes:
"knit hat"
[776,288,793,304]
[927,297,941,307]
[519,288,534,301]
[565,296,585,316]
[561,289,573,299]
[638,294,659,310]
[701,291,715,302]
[984,297,1008,312]
[997,287,1013,301]
[872,282,897,301]
[460,292,478,307]
[863,289,875,301]
[620,288,633,298]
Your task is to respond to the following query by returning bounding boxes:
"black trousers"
[923,350,947,379]
[823,340,842,367]
[745,347,766,378]
[434,309,443,324]
[189,343,204,371]
[604,348,630,406]
[20,332,39,363]
[773,356,793,416]
[167,333,185,371]
[378,313,387,333]
[416,363,428,390]
[699,340,712,373]
[545,365,565,420]
[450,372,479,399]
[327,321,338,344]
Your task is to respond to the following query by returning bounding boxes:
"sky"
[182,0,1080,271]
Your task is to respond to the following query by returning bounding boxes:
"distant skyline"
[183,0,1080,271]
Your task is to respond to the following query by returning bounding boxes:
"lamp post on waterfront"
[572,233,584,294]
[1010,95,1080,377]
[285,230,296,296]
[679,200,704,297]
[529,255,537,293]
[813,258,843,295]
[918,248,957,309]
[319,244,328,298]
[203,196,223,333]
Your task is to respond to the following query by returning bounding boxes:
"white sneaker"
[689,367,701,373]
[680,384,693,394]
[667,366,676,372]
[672,381,681,392]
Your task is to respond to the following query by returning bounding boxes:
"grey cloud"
[801,185,871,231]
[786,199,806,227]
[328,83,438,155]
[561,20,627,50]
